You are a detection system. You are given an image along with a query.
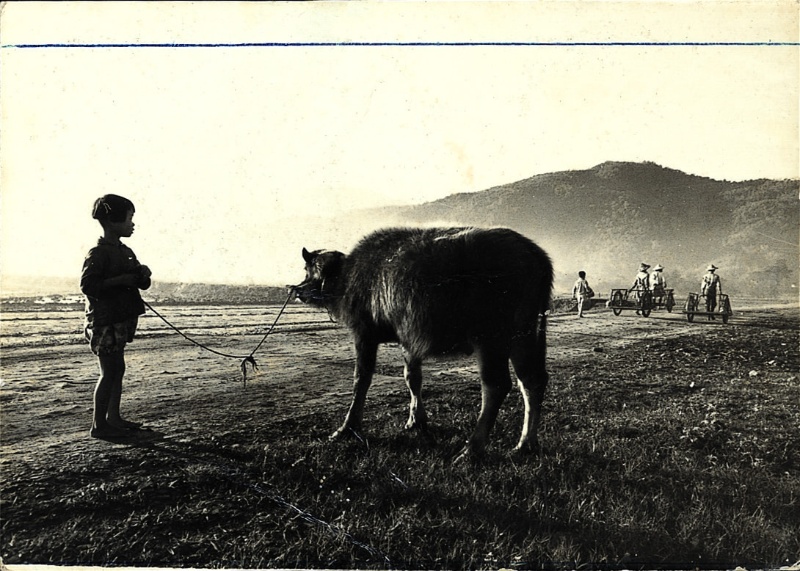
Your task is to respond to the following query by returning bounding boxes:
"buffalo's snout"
[289,282,310,303]
[290,279,322,305]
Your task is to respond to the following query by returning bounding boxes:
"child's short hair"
[578,271,586,279]
[92,194,135,223]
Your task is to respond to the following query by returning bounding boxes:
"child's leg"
[91,350,127,437]
[105,350,141,429]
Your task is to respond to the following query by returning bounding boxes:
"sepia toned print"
[1,2,798,569]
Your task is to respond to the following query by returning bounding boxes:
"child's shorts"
[85,318,138,355]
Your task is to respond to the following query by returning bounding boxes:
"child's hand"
[105,274,141,288]
[139,265,152,279]
[123,273,143,287]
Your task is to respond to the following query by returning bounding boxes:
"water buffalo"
[293,226,553,458]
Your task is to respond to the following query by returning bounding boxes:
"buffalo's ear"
[302,248,314,263]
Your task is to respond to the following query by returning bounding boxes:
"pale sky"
[1,2,798,287]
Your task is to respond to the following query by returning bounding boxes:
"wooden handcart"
[682,293,733,323]
[608,287,654,317]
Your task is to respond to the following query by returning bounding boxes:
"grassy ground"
[2,309,799,569]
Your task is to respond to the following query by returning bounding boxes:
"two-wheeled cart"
[683,293,733,323]
[650,288,676,312]
[608,287,654,317]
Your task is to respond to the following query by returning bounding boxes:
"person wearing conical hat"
[701,264,722,319]
[630,263,650,290]
[629,263,650,314]
[650,264,667,304]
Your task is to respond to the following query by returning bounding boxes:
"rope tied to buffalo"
[142,290,295,388]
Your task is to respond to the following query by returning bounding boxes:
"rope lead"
[143,290,295,388]
[240,355,258,388]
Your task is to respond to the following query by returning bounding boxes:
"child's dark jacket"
[80,238,150,328]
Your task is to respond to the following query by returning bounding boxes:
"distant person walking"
[629,263,650,314]
[650,264,667,304]
[701,264,722,319]
[80,194,152,440]
[571,270,594,318]
[630,263,650,295]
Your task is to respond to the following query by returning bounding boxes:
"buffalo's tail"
[536,310,548,363]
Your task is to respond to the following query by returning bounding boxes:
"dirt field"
[0,299,753,466]
[1,298,798,568]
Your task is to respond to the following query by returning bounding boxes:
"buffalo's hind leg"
[403,352,428,431]
[510,326,549,455]
[458,343,512,460]
[331,334,378,441]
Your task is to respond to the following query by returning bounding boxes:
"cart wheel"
[611,290,624,316]
[640,292,652,318]
[684,295,696,322]
[666,293,675,313]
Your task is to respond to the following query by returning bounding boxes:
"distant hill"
[346,161,799,296]
[3,162,796,302]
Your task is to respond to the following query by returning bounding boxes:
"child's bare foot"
[90,425,133,440]
[109,419,143,430]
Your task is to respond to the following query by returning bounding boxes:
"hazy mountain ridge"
[392,162,733,247]
[3,162,797,301]
[352,161,798,295]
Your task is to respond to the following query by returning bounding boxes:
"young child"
[80,194,152,439]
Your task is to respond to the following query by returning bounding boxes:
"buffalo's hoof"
[404,418,429,431]
[512,440,541,457]
[329,426,364,442]
[406,423,437,446]
[452,445,484,464]
[329,427,350,441]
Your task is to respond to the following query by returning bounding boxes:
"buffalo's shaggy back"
[295,226,553,458]
[342,227,550,353]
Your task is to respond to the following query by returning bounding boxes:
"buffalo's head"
[291,247,345,307]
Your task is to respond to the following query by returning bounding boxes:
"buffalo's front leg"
[331,335,378,440]
[403,352,427,430]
